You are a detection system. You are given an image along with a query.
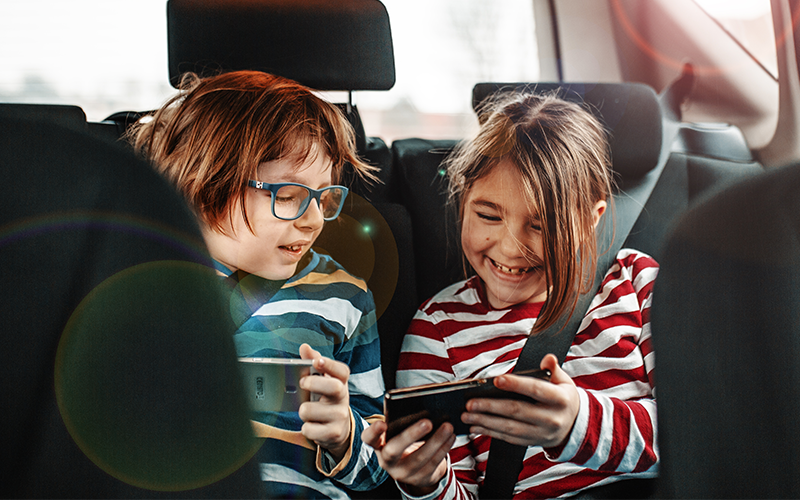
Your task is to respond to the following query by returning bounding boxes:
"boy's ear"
[592,200,607,229]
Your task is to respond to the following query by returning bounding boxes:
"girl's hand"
[298,343,351,461]
[361,419,455,496]
[461,354,580,448]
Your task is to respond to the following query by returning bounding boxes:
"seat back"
[652,162,800,498]
[0,103,135,146]
[0,115,262,497]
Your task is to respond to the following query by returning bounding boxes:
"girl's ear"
[592,200,607,229]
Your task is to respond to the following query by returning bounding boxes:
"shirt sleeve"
[322,288,389,491]
[545,250,659,477]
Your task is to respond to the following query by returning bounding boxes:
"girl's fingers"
[381,419,436,461]
[399,426,455,486]
[462,408,529,434]
[361,421,387,450]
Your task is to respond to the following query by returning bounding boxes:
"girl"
[130,70,387,498]
[362,91,659,498]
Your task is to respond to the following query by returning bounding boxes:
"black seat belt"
[478,69,692,498]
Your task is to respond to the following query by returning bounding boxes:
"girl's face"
[461,160,549,309]
[203,145,333,280]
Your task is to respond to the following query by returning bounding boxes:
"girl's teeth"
[492,260,531,275]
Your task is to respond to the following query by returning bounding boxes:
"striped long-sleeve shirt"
[217,249,387,499]
[396,249,658,499]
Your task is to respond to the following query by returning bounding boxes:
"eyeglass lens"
[273,185,345,220]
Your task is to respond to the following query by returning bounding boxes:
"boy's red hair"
[129,70,375,232]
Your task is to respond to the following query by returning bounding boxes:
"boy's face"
[461,160,549,309]
[205,146,334,280]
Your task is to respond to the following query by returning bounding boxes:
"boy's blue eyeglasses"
[247,180,349,221]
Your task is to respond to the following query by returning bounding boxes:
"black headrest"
[472,82,663,179]
[167,0,396,91]
[0,103,87,132]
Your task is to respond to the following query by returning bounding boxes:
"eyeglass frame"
[246,180,349,221]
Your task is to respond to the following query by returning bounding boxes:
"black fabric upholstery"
[167,0,395,91]
[166,0,396,184]
[313,196,417,391]
[653,162,800,498]
[472,82,664,179]
[0,116,262,498]
[623,153,763,259]
[0,103,88,133]
[390,138,462,304]
[355,136,397,203]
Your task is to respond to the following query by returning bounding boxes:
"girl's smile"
[489,257,535,275]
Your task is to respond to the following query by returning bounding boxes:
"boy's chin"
[244,263,298,281]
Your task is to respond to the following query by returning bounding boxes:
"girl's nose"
[498,224,531,258]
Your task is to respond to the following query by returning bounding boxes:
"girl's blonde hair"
[446,90,614,333]
[128,70,376,232]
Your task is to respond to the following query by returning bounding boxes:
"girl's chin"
[482,276,547,308]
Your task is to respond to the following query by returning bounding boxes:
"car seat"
[0,115,263,498]
[652,161,800,498]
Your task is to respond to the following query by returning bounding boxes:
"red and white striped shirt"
[396,249,658,499]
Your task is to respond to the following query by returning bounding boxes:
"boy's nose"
[296,198,325,230]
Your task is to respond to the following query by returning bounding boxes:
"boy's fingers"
[311,356,350,383]
[299,399,350,422]
[299,343,321,360]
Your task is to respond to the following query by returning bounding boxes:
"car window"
[693,0,776,77]
[0,0,540,144]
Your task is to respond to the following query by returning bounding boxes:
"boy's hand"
[362,419,455,496]
[461,353,580,448]
[298,343,351,462]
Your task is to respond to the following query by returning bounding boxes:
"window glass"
[693,0,776,77]
[359,0,540,143]
[0,0,540,143]
[0,0,172,120]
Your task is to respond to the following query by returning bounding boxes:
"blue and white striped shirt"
[216,249,387,498]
